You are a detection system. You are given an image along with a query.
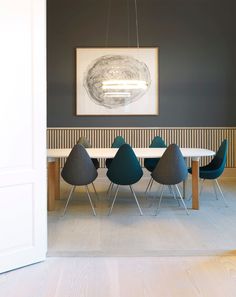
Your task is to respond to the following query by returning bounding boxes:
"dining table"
[47,147,215,211]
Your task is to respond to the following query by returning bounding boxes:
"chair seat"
[188,166,221,180]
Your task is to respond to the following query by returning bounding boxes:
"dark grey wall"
[47,0,236,127]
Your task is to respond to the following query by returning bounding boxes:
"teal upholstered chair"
[107,144,143,215]
[188,139,228,206]
[152,144,189,215]
[144,136,167,194]
[105,136,126,169]
[106,136,126,197]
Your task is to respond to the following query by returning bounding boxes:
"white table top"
[47,147,215,160]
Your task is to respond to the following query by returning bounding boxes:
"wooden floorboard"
[1,256,236,297]
[1,173,236,296]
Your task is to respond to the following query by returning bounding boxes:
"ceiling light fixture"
[84,0,151,108]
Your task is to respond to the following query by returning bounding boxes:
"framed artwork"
[76,47,159,116]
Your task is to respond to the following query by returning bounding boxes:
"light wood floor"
[48,172,236,256]
[1,256,236,297]
[2,173,236,296]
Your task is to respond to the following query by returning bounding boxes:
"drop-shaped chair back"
[107,144,143,185]
[208,139,228,177]
[152,144,188,185]
[77,136,100,169]
[77,136,92,148]
[105,136,126,169]
[61,144,98,186]
[150,136,166,148]
[144,136,167,172]
[111,136,126,148]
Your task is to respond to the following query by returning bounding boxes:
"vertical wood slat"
[47,128,236,168]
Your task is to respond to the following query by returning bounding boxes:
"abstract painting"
[76,48,158,115]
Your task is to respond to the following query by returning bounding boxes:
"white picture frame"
[76,47,159,116]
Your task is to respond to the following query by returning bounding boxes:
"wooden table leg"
[182,157,187,199]
[47,158,60,211]
[192,158,199,210]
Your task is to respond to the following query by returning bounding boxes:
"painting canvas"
[76,48,158,115]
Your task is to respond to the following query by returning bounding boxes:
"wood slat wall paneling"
[47,128,236,168]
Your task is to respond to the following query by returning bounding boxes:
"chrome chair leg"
[107,181,112,194]
[187,179,205,201]
[182,179,187,199]
[145,177,152,197]
[92,182,99,200]
[130,185,143,216]
[168,185,172,195]
[145,177,154,199]
[85,185,96,216]
[108,185,119,215]
[149,178,154,192]
[199,179,205,196]
[212,180,218,200]
[62,185,76,216]
[148,183,161,208]
[156,185,165,215]
[175,185,189,215]
[215,179,228,207]
[107,182,114,200]
[170,185,181,207]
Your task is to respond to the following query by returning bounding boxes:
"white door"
[0,0,46,273]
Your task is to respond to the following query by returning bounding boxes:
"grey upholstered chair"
[61,144,97,216]
[77,136,92,148]
[77,136,100,199]
[151,144,189,215]
[77,136,100,169]
[144,136,167,196]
